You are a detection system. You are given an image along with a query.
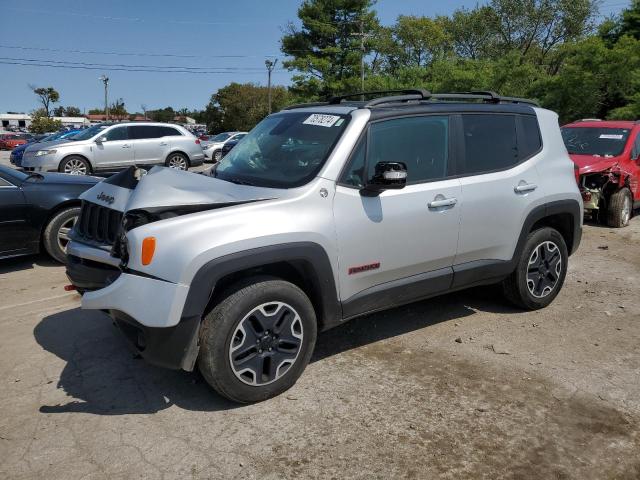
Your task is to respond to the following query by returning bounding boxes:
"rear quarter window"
[519,115,542,159]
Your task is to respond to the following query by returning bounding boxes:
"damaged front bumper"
[66,239,198,371]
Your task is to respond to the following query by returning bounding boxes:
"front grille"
[75,201,123,245]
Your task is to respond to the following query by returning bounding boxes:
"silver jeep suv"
[66,90,582,403]
[21,122,204,175]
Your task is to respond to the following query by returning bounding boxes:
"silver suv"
[21,122,204,175]
[66,90,583,403]
[202,131,248,162]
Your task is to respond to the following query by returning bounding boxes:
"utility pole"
[350,19,371,97]
[265,59,277,114]
[99,75,109,121]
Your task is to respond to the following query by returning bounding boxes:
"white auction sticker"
[303,114,341,127]
[599,134,624,140]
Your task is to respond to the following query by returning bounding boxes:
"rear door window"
[129,126,164,140]
[519,115,542,159]
[459,114,519,175]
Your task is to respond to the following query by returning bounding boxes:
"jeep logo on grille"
[96,192,115,205]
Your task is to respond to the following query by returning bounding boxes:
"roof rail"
[281,89,539,111]
[426,92,539,106]
[328,89,430,105]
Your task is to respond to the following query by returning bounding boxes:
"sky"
[0,0,630,114]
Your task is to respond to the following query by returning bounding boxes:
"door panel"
[334,181,462,302]
[0,184,34,256]
[93,126,134,168]
[134,138,170,165]
[454,114,542,264]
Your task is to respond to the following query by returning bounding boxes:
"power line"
[0,44,282,59]
[0,56,274,72]
[0,60,286,75]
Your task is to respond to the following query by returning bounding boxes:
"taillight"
[573,163,580,185]
[195,138,201,145]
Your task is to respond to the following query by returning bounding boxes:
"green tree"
[29,110,63,133]
[30,86,60,117]
[281,0,379,99]
[149,107,175,123]
[52,106,66,117]
[65,106,82,117]
[208,83,290,132]
[110,98,128,121]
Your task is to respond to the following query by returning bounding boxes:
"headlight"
[35,149,57,156]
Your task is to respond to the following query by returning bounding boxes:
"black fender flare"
[181,242,341,331]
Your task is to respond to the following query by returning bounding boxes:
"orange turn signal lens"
[141,237,156,265]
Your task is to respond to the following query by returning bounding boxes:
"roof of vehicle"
[562,120,638,129]
[104,121,188,128]
[282,89,540,119]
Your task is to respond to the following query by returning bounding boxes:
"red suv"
[0,134,29,150]
[561,120,640,227]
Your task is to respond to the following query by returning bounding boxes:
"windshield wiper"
[223,177,255,186]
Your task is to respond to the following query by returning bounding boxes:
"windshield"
[561,127,630,156]
[214,112,349,188]
[69,125,108,141]
[211,133,233,142]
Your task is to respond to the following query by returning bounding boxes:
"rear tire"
[502,227,568,310]
[43,206,80,264]
[213,150,222,162]
[606,188,632,228]
[165,152,189,170]
[59,156,91,175]
[198,277,317,403]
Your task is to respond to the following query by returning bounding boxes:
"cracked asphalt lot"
[0,219,639,479]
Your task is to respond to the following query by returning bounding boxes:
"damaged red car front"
[561,120,640,227]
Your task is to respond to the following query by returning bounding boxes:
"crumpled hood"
[569,154,620,175]
[80,166,278,213]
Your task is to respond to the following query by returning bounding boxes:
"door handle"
[121,144,131,148]
[428,197,458,208]
[514,183,537,193]
[159,142,168,146]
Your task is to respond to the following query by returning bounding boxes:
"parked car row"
[201,131,247,162]
[13,122,204,175]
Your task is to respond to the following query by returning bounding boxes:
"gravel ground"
[0,148,639,479]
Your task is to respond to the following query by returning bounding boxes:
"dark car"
[10,130,81,168]
[0,165,101,263]
[220,138,240,158]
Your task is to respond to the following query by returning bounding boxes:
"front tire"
[502,227,568,310]
[198,277,317,403]
[59,156,91,175]
[43,206,80,263]
[607,187,632,228]
[166,152,189,170]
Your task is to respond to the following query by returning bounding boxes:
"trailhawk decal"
[348,262,381,275]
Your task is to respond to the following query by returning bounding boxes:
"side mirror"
[95,136,107,144]
[361,162,408,195]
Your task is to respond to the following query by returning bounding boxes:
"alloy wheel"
[168,154,188,170]
[63,159,87,175]
[526,241,562,298]
[229,302,304,386]
[214,150,222,162]
[57,216,76,253]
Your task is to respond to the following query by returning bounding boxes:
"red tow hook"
[64,284,77,292]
